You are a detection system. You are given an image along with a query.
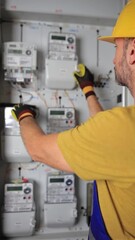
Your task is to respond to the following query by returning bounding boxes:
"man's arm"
[20,116,73,172]
[86,94,103,117]
[74,64,103,117]
[11,64,103,172]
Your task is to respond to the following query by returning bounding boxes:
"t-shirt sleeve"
[57,107,135,181]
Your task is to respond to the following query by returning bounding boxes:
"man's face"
[113,38,132,88]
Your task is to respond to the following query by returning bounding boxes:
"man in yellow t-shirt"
[11,0,135,239]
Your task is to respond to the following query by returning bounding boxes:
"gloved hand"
[73,64,96,98]
[11,104,37,122]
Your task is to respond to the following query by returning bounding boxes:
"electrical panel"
[45,32,78,89]
[3,42,37,83]
[0,0,125,239]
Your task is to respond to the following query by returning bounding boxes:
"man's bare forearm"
[87,95,103,117]
[19,117,73,172]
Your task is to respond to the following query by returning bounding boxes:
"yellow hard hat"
[99,0,135,43]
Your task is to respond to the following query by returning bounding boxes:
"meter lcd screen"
[7,186,23,191]
[50,110,65,115]
[8,49,22,54]
[50,178,64,183]
[51,35,66,41]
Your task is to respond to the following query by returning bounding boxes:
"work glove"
[11,104,37,122]
[73,64,96,98]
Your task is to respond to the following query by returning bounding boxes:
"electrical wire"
[20,162,42,171]
[64,90,75,108]
[10,82,34,103]
[36,91,48,108]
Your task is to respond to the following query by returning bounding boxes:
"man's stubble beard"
[114,55,132,88]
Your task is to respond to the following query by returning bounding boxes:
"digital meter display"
[50,110,65,115]
[50,178,64,183]
[8,49,22,54]
[7,186,23,191]
[51,35,66,41]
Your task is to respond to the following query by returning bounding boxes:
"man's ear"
[129,38,135,65]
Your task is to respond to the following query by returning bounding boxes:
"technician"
[12,0,135,239]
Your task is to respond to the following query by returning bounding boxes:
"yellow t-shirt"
[57,106,135,239]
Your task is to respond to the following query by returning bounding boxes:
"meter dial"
[26,50,31,55]
[24,187,31,194]
[66,179,73,186]
[67,37,74,44]
[66,111,73,119]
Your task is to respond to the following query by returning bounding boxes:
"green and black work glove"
[73,64,96,98]
[11,104,37,122]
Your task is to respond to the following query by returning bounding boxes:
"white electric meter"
[46,107,76,133]
[46,173,75,203]
[48,32,76,60]
[3,42,37,83]
[45,32,78,89]
[4,181,34,212]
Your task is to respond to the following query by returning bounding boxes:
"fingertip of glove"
[11,109,18,121]
[78,63,85,70]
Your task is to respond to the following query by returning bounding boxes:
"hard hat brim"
[98,36,115,44]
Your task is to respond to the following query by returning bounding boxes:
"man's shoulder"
[85,105,135,130]
[94,105,135,119]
